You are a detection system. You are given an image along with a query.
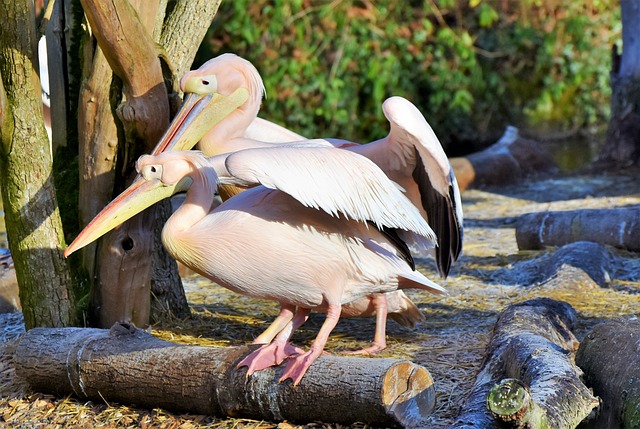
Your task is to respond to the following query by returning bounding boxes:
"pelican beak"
[150,87,249,154]
[63,175,192,258]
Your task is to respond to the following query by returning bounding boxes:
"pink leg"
[280,304,341,385]
[238,307,310,375]
[253,304,295,344]
[345,293,388,355]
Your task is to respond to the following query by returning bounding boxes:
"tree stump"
[450,126,558,191]
[14,324,436,428]
[451,298,598,428]
[576,318,640,429]
[515,207,640,252]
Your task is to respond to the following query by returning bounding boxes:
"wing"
[350,96,464,277]
[209,145,437,243]
[384,96,463,277]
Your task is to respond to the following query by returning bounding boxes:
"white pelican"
[153,53,463,277]
[146,54,463,352]
[64,146,446,385]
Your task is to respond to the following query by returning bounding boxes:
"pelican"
[156,53,463,277]
[65,146,446,385]
[147,54,463,352]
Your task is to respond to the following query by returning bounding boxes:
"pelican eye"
[140,164,163,181]
[183,74,218,95]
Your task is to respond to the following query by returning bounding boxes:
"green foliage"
[202,0,619,148]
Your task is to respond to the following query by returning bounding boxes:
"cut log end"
[382,362,436,427]
[487,378,531,423]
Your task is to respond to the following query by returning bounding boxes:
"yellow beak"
[150,87,249,154]
[64,175,193,258]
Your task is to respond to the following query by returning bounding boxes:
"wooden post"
[450,298,598,428]
[14,324,436,428]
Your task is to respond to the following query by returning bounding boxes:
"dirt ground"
[1,169,640,428]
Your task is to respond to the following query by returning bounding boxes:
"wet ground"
[1,163,640,427]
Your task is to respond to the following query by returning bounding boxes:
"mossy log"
[14,324,436,428]
[451,298,598,428]
[450,126,557,191]
[576,318,640,429]
[516,208,640,252]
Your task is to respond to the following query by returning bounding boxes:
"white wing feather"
[213,146,437,242]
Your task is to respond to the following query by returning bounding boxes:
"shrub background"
[197,0,618,153]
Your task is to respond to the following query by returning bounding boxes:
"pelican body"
[150,54,463,353]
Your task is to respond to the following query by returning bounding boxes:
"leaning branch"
[79,0,169,149]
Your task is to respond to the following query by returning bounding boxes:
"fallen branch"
[451,298,598,428]
[516,207,640,252]
[14,324,435,428]
[576,318,640,429]
[450,126,557,191]
[491,241,612,287]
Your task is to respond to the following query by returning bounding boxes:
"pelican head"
[150,54,260,155]
[63,152,196,258]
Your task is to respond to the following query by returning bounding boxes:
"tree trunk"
[576,318,640,429]
[596,0,640,166]
[0,0,77,329]
[75,0,225,327]
[515,208,640,252]
[451,298,598,428]
[77,0,184,327]
[159,0,223,79]
[14,324,436,428]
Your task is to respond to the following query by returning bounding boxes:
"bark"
[597,0,640,167]
[576,318,640,429]
[0,0,77,328]
[77,0,189,327]
[14,324,436,428]
[492,241,612,289]
[159,0,223,80]
[150,199,189,322]
[515,208,640,252]
[80,0,169,151]
[77,46,119,278]
[450,126,558,191]
[450,298,598,428]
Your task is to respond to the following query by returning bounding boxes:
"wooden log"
[451,298,598,428]
[450,126,558,191]
[516,207,640,252]
[576,318,640,429]
[14,324,436,428]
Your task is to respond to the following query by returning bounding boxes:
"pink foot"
[279,349,321,385]
[343,341,387,356]
[238,342,304,376]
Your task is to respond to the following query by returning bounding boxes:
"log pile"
[516,207,640,252]
[14,323,436,428]
[576,318,640,429]
[451,298,598,428]
[450,126,558,191]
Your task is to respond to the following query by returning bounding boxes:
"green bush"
[199,0,619,151]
